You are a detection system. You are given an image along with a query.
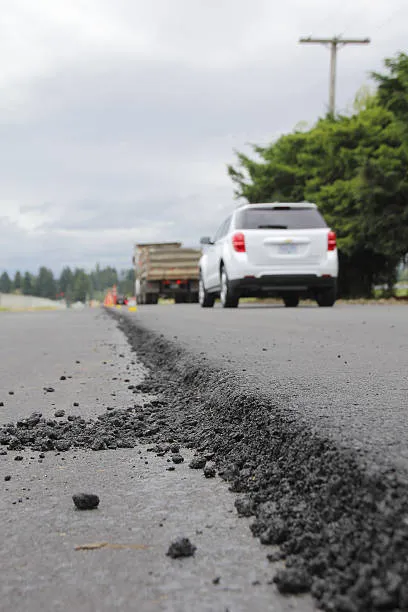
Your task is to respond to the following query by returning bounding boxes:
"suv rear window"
[236,207,328,230]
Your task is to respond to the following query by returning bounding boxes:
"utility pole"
[299,36,370,115]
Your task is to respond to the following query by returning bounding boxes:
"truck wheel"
[220,268,239,308]
[283,294,299,308]
[199,276,215,308]
[316,287,336,307]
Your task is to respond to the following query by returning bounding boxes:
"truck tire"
[283,294,299,308]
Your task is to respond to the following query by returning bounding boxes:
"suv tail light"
[328,231,336,251]
[232,232,246,253]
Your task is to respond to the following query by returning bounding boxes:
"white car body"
[199,202,339,308]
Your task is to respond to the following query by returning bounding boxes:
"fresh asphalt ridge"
[0,310,314,612]
[111,302,408,612]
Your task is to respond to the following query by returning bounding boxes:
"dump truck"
[132,242,201,304]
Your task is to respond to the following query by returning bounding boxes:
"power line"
[299,36,371,115]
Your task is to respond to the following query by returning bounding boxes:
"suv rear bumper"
[229,274,336,296]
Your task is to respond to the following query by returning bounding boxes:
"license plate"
[170,284,179,289]
[279,243,298,254]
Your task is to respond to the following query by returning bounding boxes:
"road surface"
[114,302,408,611]
[0,310,314,612]
[125,303,408,474]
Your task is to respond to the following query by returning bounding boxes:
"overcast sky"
[0,0,406,274]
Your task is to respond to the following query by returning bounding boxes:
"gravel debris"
[203,465,216,478]
[273,567,312,594]
[189,456,207,469]
[54,410,65,418]
[166,537,196,559]
[72,493,100,510]
[4,475,11,481]
[55,440,71,452]
[171,454,184,464]
[109,310,408,612]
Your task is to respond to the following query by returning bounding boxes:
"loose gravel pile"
[111,312,408,612]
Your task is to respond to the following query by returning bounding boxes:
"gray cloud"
[1,0,407,274]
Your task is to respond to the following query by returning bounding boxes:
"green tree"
[118,268,135,296]
[58,267,73,297]
[72,269,90,302]
[373,52,408,150]
[22,272,34,295]
[228,89,408,297]
[34,267,57,299]
[0,272,12,293]
[14,271,22,292]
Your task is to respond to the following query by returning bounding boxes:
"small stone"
[8,391,14,395]
[170,444,180,453]
[189,457,206,469]
[75,360,80,364]
[267,551,284,563]
[72,493,99,510]
[91,438,106,451]
[234,496,253,517]
[4,475,11,481]
[204,465,216,478]
[55,440,71,452]
[166,466,176,471]
[273,568,312,594]
[14,456,23,461]
[73,402,79,407]
[39,453,45,459]
[44,387,55,393]
[166,537,196,558]
[54,410,65,418]
[0,401,4,406]
[212,577,221,585]
[172,454,184,464]
[60,376,66,380]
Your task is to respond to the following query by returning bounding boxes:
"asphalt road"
[128,303,408,475]
[0,310,314,612]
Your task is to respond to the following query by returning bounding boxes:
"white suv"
[199,202,338,308]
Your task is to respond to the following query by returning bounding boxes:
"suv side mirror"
[200,236,214,245]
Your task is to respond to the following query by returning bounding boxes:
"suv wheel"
[283,294,299,308]
[199,275,215,308]
[220,268,239,308]
[316,286,336,307]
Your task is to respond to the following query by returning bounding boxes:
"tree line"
[228,52,408,297]
[0,266,135,303]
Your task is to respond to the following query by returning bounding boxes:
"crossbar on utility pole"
[299,36,370,115]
